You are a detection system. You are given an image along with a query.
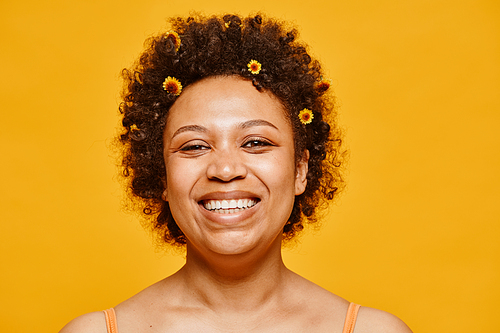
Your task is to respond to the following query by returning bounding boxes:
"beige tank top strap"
[342,302,361,333]
[103,308,118,333]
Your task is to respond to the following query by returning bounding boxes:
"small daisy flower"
[298,108,314,125]
[316,77,332,93]
[162,76,183,96]
[165,30,181,51]
[225,21,242,28]
[247,59,262,75]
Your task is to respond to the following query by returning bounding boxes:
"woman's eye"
[180,143,209,151]
[242,139,273,149]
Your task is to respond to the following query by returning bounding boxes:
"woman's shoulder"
[288,274,412,332]
[355,306,413,333]
[59,311,107,333]
[57,283,161,333]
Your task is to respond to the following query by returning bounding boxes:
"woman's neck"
[176,237,291,312]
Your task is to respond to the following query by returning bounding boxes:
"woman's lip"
[197,197,260,224]
[197,190,260,202]
[201,198,259,211]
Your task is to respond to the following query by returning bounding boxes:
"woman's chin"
[193,231,271,257]
[209,235,257,256]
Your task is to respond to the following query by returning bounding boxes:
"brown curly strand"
[118,13,345,247]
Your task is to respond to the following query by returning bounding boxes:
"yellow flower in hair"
[316,77,332,93]
[247,59,262,75]
[163,76,183,96]
[165,30,181,51]
[225,21,242,28]
[298,108,314,125]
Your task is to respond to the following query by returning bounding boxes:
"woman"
[61,14,412,332]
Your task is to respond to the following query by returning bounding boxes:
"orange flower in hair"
[165,30,181,51]
[298,108,314,125]
[247,59,262,75]
[316,77,332,93]
[162,76,183,96]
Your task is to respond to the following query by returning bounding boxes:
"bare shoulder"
[355,306,412,333]
[59,311,107,333]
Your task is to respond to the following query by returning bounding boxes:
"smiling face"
[162,76,308,256]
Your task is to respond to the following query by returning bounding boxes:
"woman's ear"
[161,178,168,201]
[295,149,309,195]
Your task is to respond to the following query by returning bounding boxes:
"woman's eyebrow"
[171,119,277,139]
[238,119,278,130]
[171,125,207,139]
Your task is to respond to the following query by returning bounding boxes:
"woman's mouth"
[201,198,259,214]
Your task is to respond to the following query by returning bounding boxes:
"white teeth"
[203,198,258,212]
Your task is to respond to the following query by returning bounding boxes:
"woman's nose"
[206,149,248,182]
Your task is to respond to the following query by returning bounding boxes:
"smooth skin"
[60,76,412,332]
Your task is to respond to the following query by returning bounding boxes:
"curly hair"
[118,13,345,247]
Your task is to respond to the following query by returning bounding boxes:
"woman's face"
[162,76,308,256]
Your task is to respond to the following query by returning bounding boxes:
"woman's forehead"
[165,76,290,130]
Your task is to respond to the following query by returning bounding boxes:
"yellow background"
[1,0,498,332]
